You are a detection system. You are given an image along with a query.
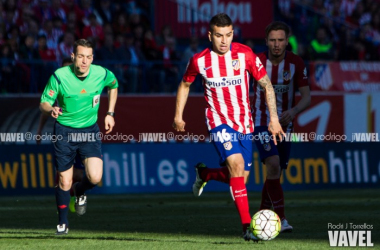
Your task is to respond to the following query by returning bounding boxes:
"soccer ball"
[250,209,281,241]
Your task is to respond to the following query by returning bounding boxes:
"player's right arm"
[173,55,199,132]
[40,74,62,118]
[173,80,192,132]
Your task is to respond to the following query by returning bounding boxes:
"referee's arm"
[105,87,118,134]
[40,102,62,119]
[107,87,117,114]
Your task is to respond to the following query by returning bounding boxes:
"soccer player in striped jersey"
[251,21,311,232]
[173,13,285,241]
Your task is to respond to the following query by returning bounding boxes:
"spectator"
[82,13,105,49]
[113,13,130,37]
[51,0,67,23]
[52,17,65,40]
[0,43,19,93]
[57,32,75,63]
[95,33,123,91]
[141,29,159,60]
[19,34,35,60]
[340,0,361,19]
[61,0,85,28]
[160,36,180,92]
[132,24,144,50]
[94,0,113,25]
[33,0,52,25]
[0,2,6,24]
[156,24,175,46]
[35,34,57,62]
[181,36,202,63]
[307,26,335,60]
[38,20,60,50]
[80,0,97,26]
[28,18,40,43]
[64,11,82,39]
[116,34,145,93]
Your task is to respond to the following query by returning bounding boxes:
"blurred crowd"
[276,0,380,61]
[0,0,379,94]
[0,0,189,94]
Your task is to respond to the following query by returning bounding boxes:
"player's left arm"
[279,86,310,126]
[258,74,286,145]
[105,87,118,134]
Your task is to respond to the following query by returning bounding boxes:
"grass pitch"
[0,188,379,250]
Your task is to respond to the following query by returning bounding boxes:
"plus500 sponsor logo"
[207,77,242,88]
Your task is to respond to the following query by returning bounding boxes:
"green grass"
[0,188,379,249]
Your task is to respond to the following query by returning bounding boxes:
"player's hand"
[279,109,296,127]
[105,115,115,134]
[173,119,186,132]
[268,119,286,145]
[51,106,62,119]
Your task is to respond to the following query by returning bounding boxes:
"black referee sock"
[55,186,70,226]
[75,175,96,196]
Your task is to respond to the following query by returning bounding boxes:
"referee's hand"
[105,115,115,134]
[51,106,62,119]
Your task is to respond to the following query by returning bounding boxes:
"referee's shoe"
[73,182,87,216]
[56,224,68,235]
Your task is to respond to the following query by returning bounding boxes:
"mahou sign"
[154,0,273,38]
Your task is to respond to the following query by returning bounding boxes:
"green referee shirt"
[41,64,118,128]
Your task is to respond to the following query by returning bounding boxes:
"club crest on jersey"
[232,59,240,70]
[223,141,232,150]
[263,143,271,151]
[283,71,291,81]
[255,57,263,71]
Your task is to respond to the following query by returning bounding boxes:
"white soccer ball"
[250,209,281,241]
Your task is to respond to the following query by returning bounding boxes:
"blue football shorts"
[53,122,102,172]
[253,126,291,169]
[210,124,253,171]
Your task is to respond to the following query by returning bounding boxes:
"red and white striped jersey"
[252,51,308,129]
[183,43,267,134]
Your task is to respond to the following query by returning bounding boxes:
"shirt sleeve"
[40,74,59,105]
[182,56,199,83]
[247,51,267,81]
[104,68,119,89]
[294,57,309,88]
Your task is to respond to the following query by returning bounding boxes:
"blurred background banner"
[154,0,273,39]
[1,94,379,143]
[0,142,379,196]
[310,62,380,92]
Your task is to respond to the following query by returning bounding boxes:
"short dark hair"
[265,21,290,38]
[209,13,233,32]
[73,39,93,54]
[61,57,72,66]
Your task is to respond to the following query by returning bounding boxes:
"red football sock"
[200,167,230,183]
[265,178,285,220]
[229,177,252,231]
[260,180,272,210]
